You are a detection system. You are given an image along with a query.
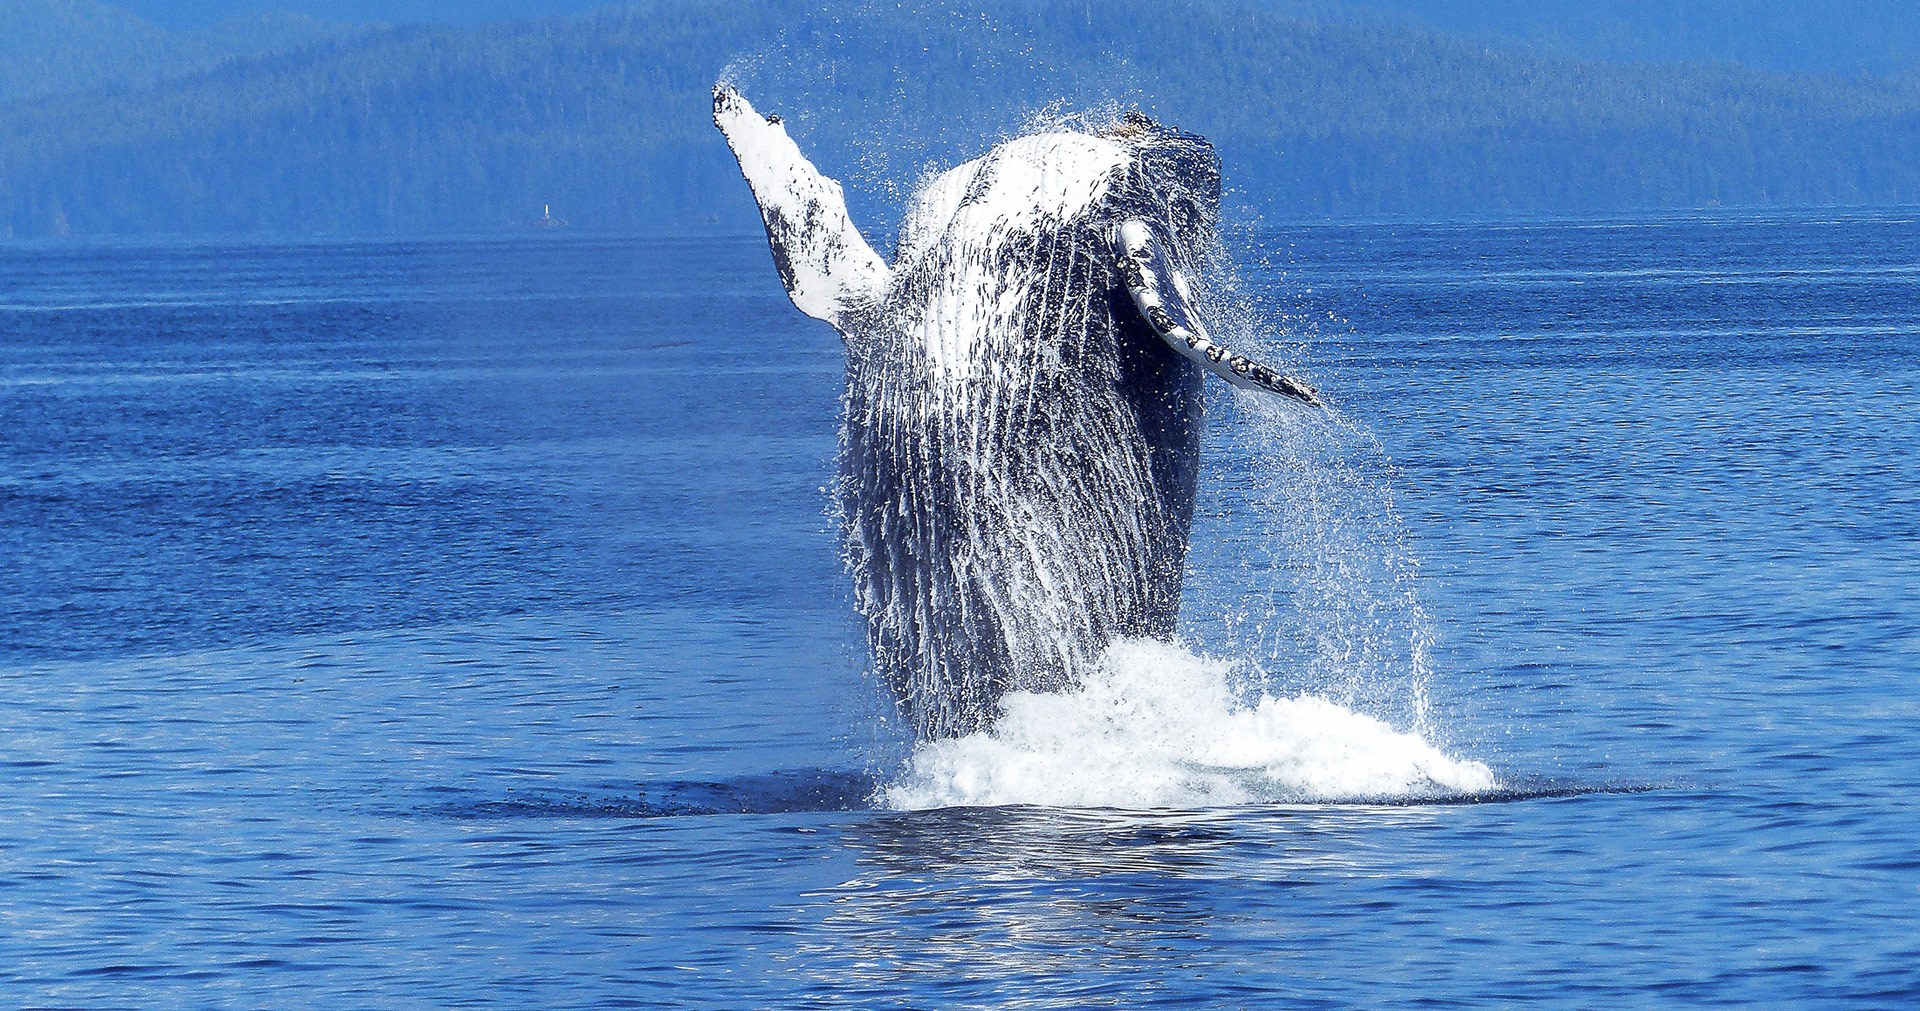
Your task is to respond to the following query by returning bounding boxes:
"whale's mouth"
[882,639,1495,810]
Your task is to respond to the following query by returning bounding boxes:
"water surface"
[2,211,1917,1005]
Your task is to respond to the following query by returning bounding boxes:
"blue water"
[3,210,1917,1005]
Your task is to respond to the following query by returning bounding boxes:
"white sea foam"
[882,638,1495,810]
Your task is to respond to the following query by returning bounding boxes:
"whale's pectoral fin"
[713,84,889,329]
[1113,219,1323,407]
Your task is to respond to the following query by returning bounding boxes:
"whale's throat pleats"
[843,207,1204,739]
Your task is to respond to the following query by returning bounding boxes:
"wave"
[882,638,1494,810]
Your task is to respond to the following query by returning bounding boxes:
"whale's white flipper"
[713,85,889,329]
[1113,219,1322,407]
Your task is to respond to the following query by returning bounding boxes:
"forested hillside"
[1318,0,1920,77]
[0,0,353,102]
[4,0,1920,238]
[88,0,1920,77]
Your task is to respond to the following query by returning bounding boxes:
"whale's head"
[1098,110,1223,256]
[891,110,1222,273]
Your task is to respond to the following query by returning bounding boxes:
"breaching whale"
[714,85,1319,739]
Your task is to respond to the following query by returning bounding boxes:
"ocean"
[2,209,1916,1006]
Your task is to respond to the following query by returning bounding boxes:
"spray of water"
[1205,398,1439,731]
[1176,167,1441,737]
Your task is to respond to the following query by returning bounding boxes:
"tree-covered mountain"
[110,0,607,32]
[0,0,356,102]
[76,0,1920,76]
[4,0,1919,238]
[1305,0,1920,77]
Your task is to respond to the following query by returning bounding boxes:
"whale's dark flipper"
[1113,220,1322,407]
[714,85,889,329]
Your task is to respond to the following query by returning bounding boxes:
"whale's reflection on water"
[780,802,1499,1004]
[836,804,1384,878]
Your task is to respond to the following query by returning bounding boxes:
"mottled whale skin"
[714,86,1313,738]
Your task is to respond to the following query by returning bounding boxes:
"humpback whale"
[714,85,1318,739]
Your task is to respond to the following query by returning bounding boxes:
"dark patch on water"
[1373,779,1670,806]
[428,769,881,819]
[425,772,1661,819]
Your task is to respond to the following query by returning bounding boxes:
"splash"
[1176,230,1441,736]
[882,638,1494,809]
[1192,392,1441,734]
